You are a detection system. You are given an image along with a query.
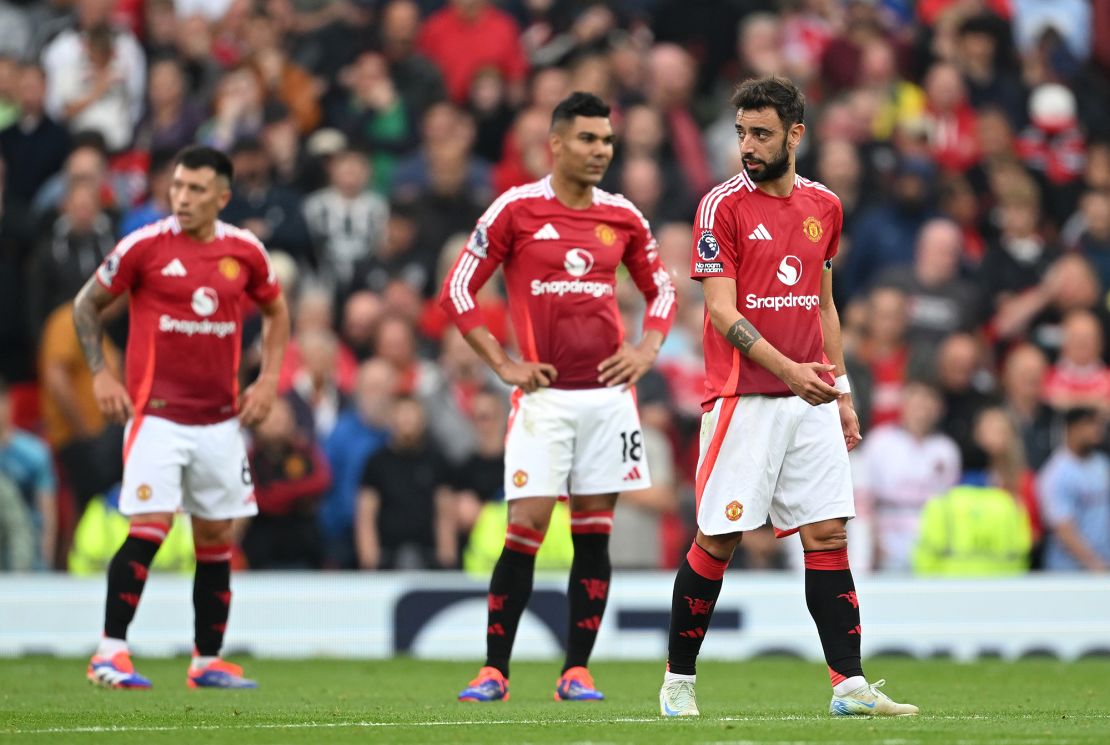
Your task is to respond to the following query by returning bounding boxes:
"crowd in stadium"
[0,0,1108,575]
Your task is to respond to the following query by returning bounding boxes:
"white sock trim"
[96,637,128,658]
[191,655,219,670]
[664,671,696,684]
[833,675,867,696]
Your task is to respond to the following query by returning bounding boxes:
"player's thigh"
[504,388,575,499]
[570,387,650,494]
[771,400,854,533]
[118,416,189,516]
[695,396,796,536]
[182,418,258,520]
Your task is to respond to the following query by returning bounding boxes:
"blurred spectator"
[243,397,330,570]
[857,381,961,571]
[468,68,515,164]
[286,329,348,441]
[327,51,415,194]
[858,286,912,429]
[355,395,455,570]
[277,288,358,396]
[646,44,712,195]
[49,24,134,153]
[1000,343,1059,470]
[1042,310,1110,413]
[320,358,394,569]
[41,0,145,147]
[1016,83,1086,219]
[242,11,321,135]
[933,333,998,470]
[417,0,528,106]
[197,66,266,152]
[117,148,173,236]
[341,290,383,361]
[377,0,447,122]
[953,14,1025,128]
[0,62,69,222]
[980,175,1058,320]
[842,157,936,298]
[350,200,436,298]
[38,301,122,509]
[1069,189,1110,293]
[374,313,439,397]
[1036,407,1110,571]
[858,37,926,143]
[912,483,1032,575]
[602,103,695,223]
[423,327,501,465]
[937,174,987,263]
[448,387,506,554]
[31,133,116,220]
[68,487,194,575]
[878,218,981,355]
[1012,0,1091,65]
[28,181,115,331]
[222,137,314,264]
[921,61,980,172]
[393,102,491,203]
[136,55,202,156]
[0,378,56,569]
[491,105,550,193]
[303,148,389,295]
[961,406,1043,549]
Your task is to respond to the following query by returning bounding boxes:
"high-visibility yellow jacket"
[463,501,574,576]
[912,485,1032,576]
[68,497,196,575]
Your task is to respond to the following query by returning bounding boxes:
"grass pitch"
[1,657,1108,744]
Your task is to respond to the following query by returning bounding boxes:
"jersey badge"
[594,223,616,246]
[512,470,528,488]
[697,230,720,260]
[137,484,153,502]
[725,500,743,521]
[803,216,823,243]
[219,257,240,280]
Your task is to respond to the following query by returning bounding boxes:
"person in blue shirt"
[1036,407,1110,571]
[0,378,57,569]
[320,359,393,568]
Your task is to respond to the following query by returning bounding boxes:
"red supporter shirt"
[690,172,842,410]
[439,176,676,389]
[416,4,529,104]
[96,217,282,425]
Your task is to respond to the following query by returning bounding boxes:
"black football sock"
[804,547,865,686]
[562,510,613,672]
[666,542,728,676]
[193,544,233,657]
[103,522,167,641]
[484,524,543,678]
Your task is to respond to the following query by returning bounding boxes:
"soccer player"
[75,146,290,689]
[441,92,676,702]
[658,77,918,717]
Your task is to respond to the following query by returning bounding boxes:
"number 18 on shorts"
[504,387,651,499]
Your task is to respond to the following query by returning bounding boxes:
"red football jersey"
[96,217,282,425]
[690,172,842,409]
[439,176,676,389]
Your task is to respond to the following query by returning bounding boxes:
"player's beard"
[743,140,791,183]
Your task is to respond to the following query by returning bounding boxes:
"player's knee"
[696,530,742,561]
[192,518,234,547]
[131,513,173,528]
[803,522,847,550]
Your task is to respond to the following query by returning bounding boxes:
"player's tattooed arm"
[72,275,117,373]
[726,317,763,354]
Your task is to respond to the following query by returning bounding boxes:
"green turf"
[1,657,1108,744]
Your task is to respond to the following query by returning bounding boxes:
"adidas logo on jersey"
[623,466,642,482]
[160,258,187,277]
[748,224,773,240]
[533,223,560,240]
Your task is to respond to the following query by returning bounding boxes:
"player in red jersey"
[443,92,676,702]
[74,146,289,689]
[658,77,918,717]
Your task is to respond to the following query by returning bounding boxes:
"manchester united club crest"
[137,484,153,501]
[725,500,743,521]
[512,470,529,488]
[802,216,823,243]
[219,257,240,280]
[594,223,617,246]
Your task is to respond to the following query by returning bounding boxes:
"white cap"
[1029,83,1076,130]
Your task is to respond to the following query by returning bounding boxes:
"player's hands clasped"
[239,376,278,427]
[92,369,134,424]
[598,341,656,390]
[497,359,558,393]
[783,362,841,406]
[838,396,863,452]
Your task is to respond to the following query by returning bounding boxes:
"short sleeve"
[96,233,149,294]
[241,236,282,305]
[360,452,383,493]
[690,196,737,280]
[825,201,844,263]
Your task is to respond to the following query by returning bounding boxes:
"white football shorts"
[504,386,651,499]
[695,395,854,536]
[118,415,257,520]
